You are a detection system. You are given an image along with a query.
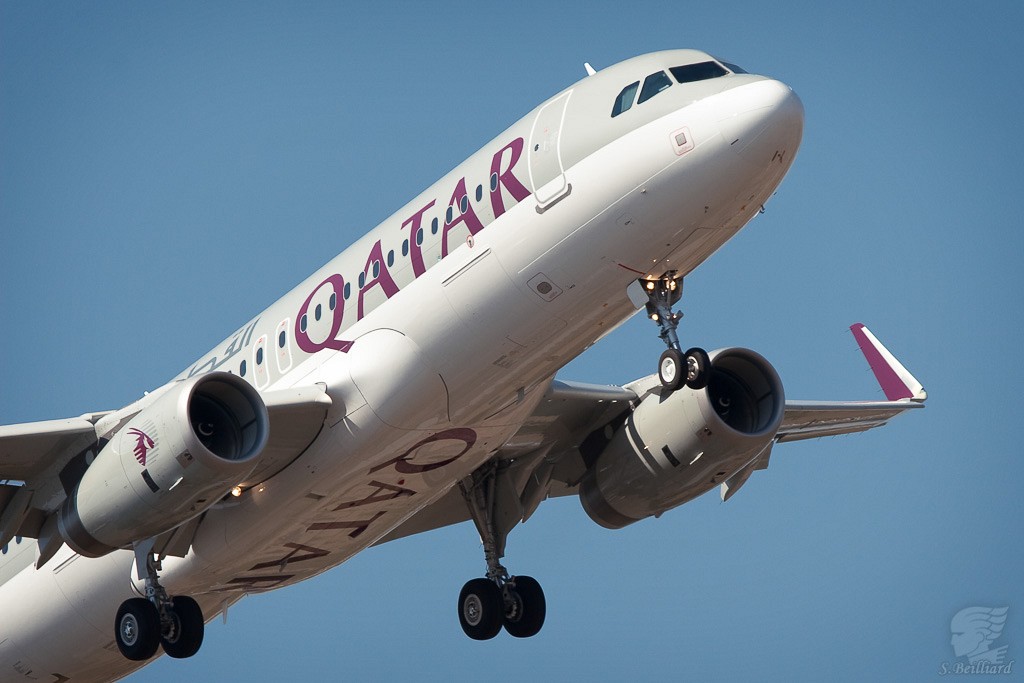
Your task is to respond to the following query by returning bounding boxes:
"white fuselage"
[0,50,803,681]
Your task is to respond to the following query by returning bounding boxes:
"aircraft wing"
[776,399,923,442]
[0,416,105,482]
[377,323,925,544]
[776,322,926,442]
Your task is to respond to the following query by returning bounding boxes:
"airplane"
[0,49,925,681]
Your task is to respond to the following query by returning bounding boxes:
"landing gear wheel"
[683,347,710,390]
[115,598,161,661]
[658,348,685,391]
[503,575,546,638]
[458,578,504,640]
[161,596,205,659]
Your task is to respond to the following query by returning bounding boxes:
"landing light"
[230,486,242,498]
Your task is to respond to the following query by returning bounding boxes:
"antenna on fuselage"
[584,62,597,76]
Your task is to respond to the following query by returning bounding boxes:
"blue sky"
[2,1,1022,680]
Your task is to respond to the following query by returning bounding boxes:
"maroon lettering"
[295,274,352,353]
[248,543,331,571]
[332,480,416,511]
[220,574,296,591]
[369,428,477,475]
[357,240,401,320]
[400,200,435,278]
[441,178,485,257]
[489,137,531,218]
[307,510,386,538]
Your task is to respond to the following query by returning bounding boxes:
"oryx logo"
[128,428,155,466]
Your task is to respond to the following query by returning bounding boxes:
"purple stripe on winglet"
[850,323,913,401]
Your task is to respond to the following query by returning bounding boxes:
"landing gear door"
[527,90,572,210]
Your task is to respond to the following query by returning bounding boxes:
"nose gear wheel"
[642,273,709,392]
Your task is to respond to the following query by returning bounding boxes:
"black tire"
[115,598,161,661]
[458,578,503,640]
[161,595,205,659]
[503,575,546,638]
[683,347,711,390]
[658,348,685,391]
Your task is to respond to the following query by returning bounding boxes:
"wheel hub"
[162,610,182,644]
[503,587,524,622]
[120,614,139,646]
[463,595,483,626]
[661,357,678,383]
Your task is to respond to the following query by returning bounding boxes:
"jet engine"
[579,348,784,528]
[58,372,268,557]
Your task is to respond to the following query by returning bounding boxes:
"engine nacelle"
[58,372,269,557]
[579,348,784,529]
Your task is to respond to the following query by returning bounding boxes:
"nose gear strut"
[642,272,710,392]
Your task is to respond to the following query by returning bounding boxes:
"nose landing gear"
[643,273,710,392]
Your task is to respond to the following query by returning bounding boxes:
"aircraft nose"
[718,79,804,162]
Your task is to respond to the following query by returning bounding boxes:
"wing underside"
[377,323,925,544]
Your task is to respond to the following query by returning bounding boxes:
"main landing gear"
[114,540,205,661]
[457,463,546,640]
[642,272,710,392]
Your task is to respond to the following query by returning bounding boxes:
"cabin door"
[527,90,572,210]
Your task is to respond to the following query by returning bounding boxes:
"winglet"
[850,323,927,402]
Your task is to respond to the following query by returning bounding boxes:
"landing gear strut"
[642,273,710,392]
[457,463,546,640]
[114,540,205,661]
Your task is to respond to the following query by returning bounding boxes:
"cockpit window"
[722,62,748,74]
[611,81,640,117]
[637,71,673,104]
[669,61,729,84]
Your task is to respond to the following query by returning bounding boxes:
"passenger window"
[669,62,728,84]
[611,81,640,117]
[638,71,672,104]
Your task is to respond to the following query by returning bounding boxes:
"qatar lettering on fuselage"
[184,136,531,380]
